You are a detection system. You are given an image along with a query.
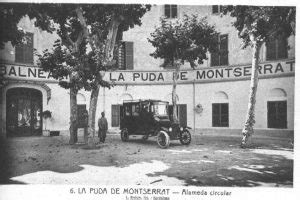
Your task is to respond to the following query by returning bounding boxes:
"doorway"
[6,88,43,136]
[267,101,287,129]
[111,104,121,127]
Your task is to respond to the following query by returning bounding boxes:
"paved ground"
[0,130,294,187]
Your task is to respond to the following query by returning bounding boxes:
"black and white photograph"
[0,0,298,199]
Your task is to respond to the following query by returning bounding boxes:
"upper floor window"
[164,5,177,19]
[211,34,228,66]
[266,36,288,61]
[15,32,34,64]
[117,41,134,70]
[212,5,224,14]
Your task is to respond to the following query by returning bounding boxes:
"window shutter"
[220,34,228,65]
[220,35,228,51]
[212,5,219,14]
[266,39,276,60]
[15,32,33,64]
[164,5,171,18]
[171,5,177,18]
[211,52,219,66]
[277,37,288,59]
[212,104,220,127]
[125,42,134,70]
[212,103,229,127]
[25,33,34,63]
[220,103,229,126]
[219,6,224,13]
[117,42,125,70]
[15,44,24,63]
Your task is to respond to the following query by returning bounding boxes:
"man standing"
[98,112,108,143]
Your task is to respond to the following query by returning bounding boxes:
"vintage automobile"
[120,99,191,148]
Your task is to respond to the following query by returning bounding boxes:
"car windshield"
[153,103,168,116]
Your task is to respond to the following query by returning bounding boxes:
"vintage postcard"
[0,0,298,199]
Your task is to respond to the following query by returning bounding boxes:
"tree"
[0,3,32,49]
[221,6,295,147]
[34,4,150,146]
[148,15,218,122]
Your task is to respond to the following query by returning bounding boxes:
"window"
[211,34,228,66]
[266,36,288,60]
[212,5,224,14]
[117,41,134,70]
[131,104,140,116]
[15,32,34,64]
[164,5,177,19]
[267,101,287,128]
[212,103,229,127]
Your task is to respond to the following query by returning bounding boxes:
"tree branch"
[104,16,121,63]
[60,22,75,48]
[75,6,96,52]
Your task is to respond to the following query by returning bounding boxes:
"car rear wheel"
[179,129,191,145]
[121,128,129,142]
[157,131,170,148]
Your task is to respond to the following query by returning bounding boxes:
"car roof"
[123,99,169,104]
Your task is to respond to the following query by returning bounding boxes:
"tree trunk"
[69,87,78,145]
[172,63,180,123]
[87,84,100,147]
[105,18,121,62]
[85,18,120,147]
[241,40,261,148]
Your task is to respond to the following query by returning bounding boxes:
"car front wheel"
[179,129,191,145]
[157,131,170,148]
[121,128,129,142]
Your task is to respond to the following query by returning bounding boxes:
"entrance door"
[111,104,120,127]
[77,104,87,128]
[267,101,287,128]
[6,88,42,136]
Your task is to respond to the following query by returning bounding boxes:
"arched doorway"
[6,88,43,136]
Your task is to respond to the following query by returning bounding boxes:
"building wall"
[97,74,294,131]
[0,5,295,137]
[123,5,295,70]
[0,16,58,65]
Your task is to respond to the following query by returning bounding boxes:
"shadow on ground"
[0,134,293,186]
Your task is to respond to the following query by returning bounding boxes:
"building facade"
[0,5,295,138]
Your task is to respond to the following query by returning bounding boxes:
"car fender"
[185,126,192,130]
[160,127,169,132]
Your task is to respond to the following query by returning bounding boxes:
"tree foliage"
[0,3,34,48]
[222,6,295,46]
[35,4,150,91]
[148,15,218,122]
[148,15,218,68]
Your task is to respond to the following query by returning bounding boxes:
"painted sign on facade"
[0,60,295,84]
[107,60,295,84]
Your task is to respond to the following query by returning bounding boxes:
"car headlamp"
[180,127,184,131]
[168,127,172,132]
